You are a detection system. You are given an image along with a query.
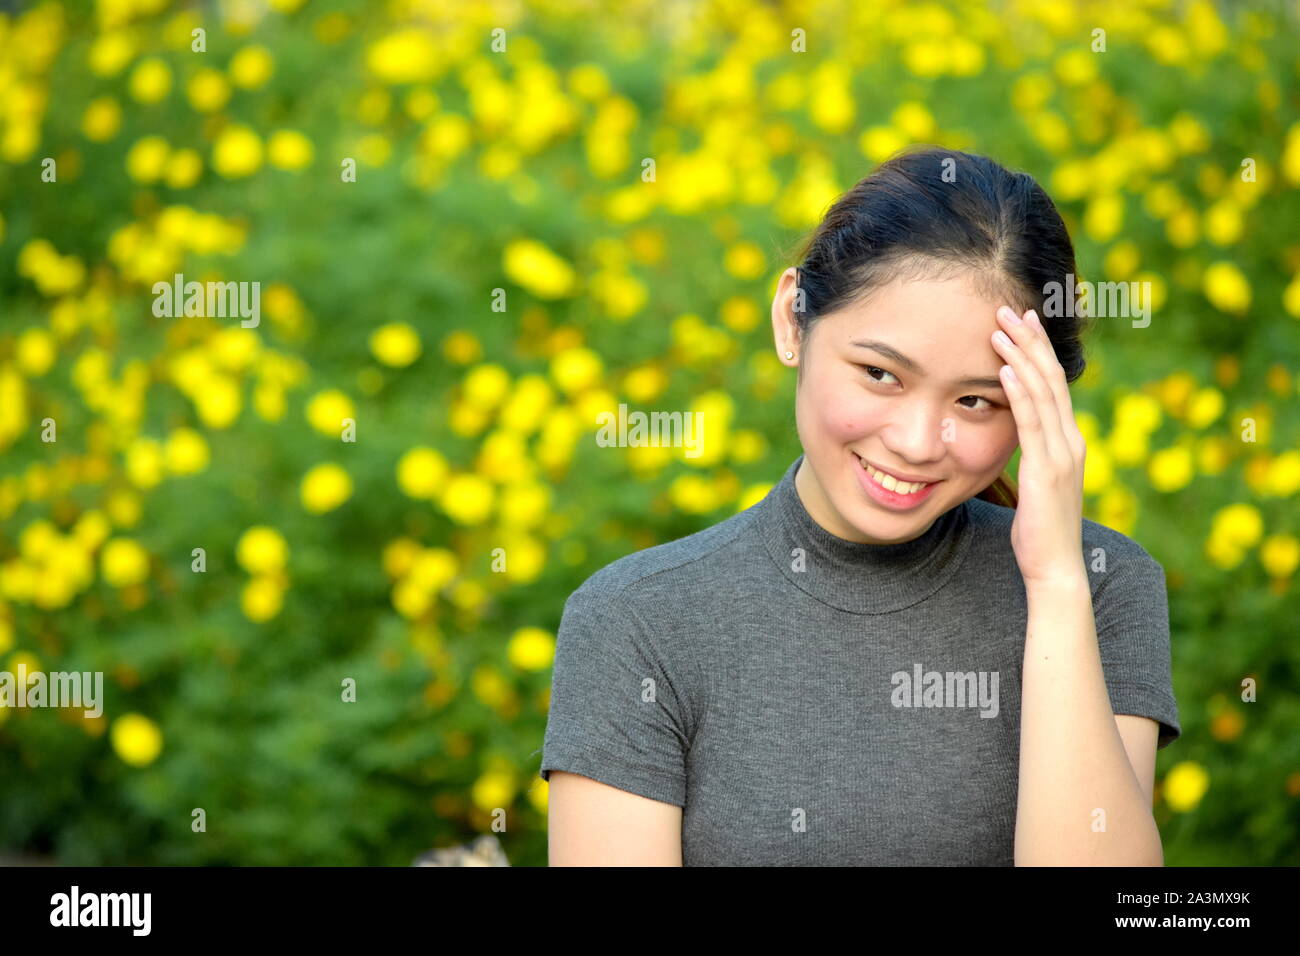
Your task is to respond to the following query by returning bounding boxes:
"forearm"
[1013,573,1163,866]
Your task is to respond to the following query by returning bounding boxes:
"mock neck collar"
[756,453,973,615]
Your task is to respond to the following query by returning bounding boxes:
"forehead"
[837,274,1006,335]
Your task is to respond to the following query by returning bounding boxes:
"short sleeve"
[537,583,693,807]
[1091,551,1181,749]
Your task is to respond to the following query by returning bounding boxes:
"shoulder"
[567,504,761,615]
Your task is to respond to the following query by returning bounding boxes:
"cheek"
[948,422,1017,471]
[819,394,886,441]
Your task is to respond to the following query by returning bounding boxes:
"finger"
[992,321,1073,468]
[996,307,1081,463]
[1019,308,1084,453]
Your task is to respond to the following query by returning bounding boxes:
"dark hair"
[786,146,1091,509]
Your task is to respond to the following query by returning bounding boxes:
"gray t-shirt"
[537,453,1180,865]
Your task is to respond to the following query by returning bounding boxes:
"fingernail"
[993,330,1013,347]
[1026,309,1041,330]
[1000,307,1022,324]
[1001,364,1018,384]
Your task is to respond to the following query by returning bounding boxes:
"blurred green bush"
[0,0,1297,865]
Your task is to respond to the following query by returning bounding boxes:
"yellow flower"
[241,576,285,621]
[128,57,172,103]
[229,45,274,89]
[1204,198,1243,245]
[1260,535,1300,578]
[1148,446,1194,492]
[212,124,263,179]
[724,241,766,280]
[1283,273,1300,319]
[305,389,355,436]
[498,375,556,433]
[105,489,142,528]
[503,239,577,299]
[407,548,458,591]
[194,375,242,429]
[1054,49,1097,86]
[1265,450,1300,496]
[300,464,352,514]
[1113,392,1162,433]
[440,473,495,526]
[470,768,515,812]
[186,68,231,112]
[236,526,288,575]
[1084,194,1124,242]
[1196,436,1231,475]
[111,714,163,767]
[1203,261,1251,314]
[16,328,56,376]
[126,438,165,489]
[735,482,772,512]
[1185,387,1224,428]
[101,538,150,587]
[366,29,440,84]
[1096,485,1137,536]
[462,363,511,408]
[1163,761,1209,812]
[475,429,530,484]
[268,129,314,170]
[859,125,907,163]
[382,538,421,579]
[126,136,171,183]
[507,626,555,670]
[368,322,421,367]
[89,31,136,77]
[164,148,203,189]
[396,447,449,499]
[499,481,551,528]
[1210,503,1264,549]
[82,97,122,142]
[549,347,603,395]
[73,510,112,551]
[448,400,490,437]
[391,579,431,619]
[442,330,483,364]
[501,534,546,583]
[670,473,718,513]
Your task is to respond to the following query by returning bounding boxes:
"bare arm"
[546,770,683,866]
[1014,575,1164,866]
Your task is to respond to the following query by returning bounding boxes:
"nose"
[879,399,948,468]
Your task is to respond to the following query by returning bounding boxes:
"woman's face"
[771,267,1022,545]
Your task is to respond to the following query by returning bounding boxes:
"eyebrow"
[849,339,1006,390]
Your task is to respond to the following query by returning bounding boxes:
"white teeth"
[861,459,928,495]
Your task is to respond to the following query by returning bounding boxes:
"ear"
[771,266,802,366]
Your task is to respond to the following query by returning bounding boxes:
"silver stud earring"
[784,350,794,360]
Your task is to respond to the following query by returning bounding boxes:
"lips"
[851,452,942,510]
[852,453,940,495]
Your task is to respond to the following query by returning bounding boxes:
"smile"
[853,455,936,495]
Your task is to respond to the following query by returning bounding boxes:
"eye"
[860,364,1002,413]
[957,395,998,412]
[859,364,898,385]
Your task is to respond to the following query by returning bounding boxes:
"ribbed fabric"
[757,455,973,614]
[537,453,1180,865]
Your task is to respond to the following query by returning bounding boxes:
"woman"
[538,146,1180,866]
